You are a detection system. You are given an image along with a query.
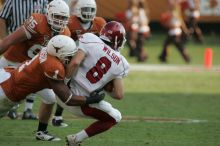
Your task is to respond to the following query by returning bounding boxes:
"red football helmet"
[100,21,126,51]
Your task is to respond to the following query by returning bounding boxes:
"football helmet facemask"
[47,35,78,65]
[73,0,97,23]
[47,0,70,32]
[99,21,126,51]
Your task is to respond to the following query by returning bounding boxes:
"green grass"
[1,33,220,146]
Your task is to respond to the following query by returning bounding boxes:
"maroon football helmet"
[100,21,126,51]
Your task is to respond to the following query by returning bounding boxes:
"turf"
[0,33,220,146]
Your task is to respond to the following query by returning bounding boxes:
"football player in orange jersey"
[68,0,106,40]
[0,0,71,120]
[52,0,107,127]
[0,35,105,141]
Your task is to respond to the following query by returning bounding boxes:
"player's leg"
[193,20,203,43]
[159,34,172,62]
[174,35,190,63]
[0,86,18,118]
[52,103,68,127]
[0,69,18,118]
[35,89,60,141]
[22,93,38,120]
[128,30,138,57]
[136,33,148,62]
[66,100,122,145]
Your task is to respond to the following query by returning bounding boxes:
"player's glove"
[85,91,105,104]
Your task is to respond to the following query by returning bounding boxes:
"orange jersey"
[3,13,71,63]
[68,16,106,41]
[0,48,65,102]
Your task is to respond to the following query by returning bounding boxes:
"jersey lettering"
[52,70,59,79]
[86,56,111,84]
[27,16,38,29]
[18,55,39,72]
[28,44,44,58]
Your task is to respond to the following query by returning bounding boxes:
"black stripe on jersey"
[0,0,11,18]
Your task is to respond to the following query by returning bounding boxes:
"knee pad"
[110,108,122,123]
[38,89,56,104]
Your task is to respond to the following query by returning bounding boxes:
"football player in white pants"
[60,21,130,146]
[52,0,106,127]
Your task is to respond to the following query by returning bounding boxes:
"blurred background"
[94,0,220,67]
[0,0,220,146]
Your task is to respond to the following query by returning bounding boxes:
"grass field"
[0,33,220,146]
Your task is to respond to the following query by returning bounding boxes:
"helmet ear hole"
[99,21,126,51]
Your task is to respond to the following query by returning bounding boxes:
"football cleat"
[66,134,81,146]
[36,131,61,141]
[52,118,68,128]
[158,55,167,63]
[22,109,38,120]
[7,109,18,119]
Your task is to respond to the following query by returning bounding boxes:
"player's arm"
[0,26,28,54]
[47,78,104,106]
[105,78,124,100]
[106,57,129,100]
[65,49,86,79]
[0,18,7,39]
[0,0,12,39]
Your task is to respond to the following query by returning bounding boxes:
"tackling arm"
[47,77,104,106]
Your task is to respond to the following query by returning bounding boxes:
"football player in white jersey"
[59,21,130,146]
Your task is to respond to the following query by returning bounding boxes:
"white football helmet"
[46,0,70,32]
[73,0,97,22]
[47,35,78,65]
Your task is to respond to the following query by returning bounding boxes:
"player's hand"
[85,91,105,104]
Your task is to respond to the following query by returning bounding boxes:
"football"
[160,11,172,28]
[103,80,114,92]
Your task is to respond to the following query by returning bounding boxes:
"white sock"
[24,102,33,111]
[54,116,63,120]
[75,130,89,142]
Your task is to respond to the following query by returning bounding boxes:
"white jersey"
[69,33,130,96]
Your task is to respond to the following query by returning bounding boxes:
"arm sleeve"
[41,57,66,81]
[78,33,92,54]
[116,56,130,78]
[0,0,12,19]
[23,14,40,35]
[61,27,71,37]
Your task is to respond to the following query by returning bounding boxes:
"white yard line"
[121,116,207,124]
[52,115,207,124]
